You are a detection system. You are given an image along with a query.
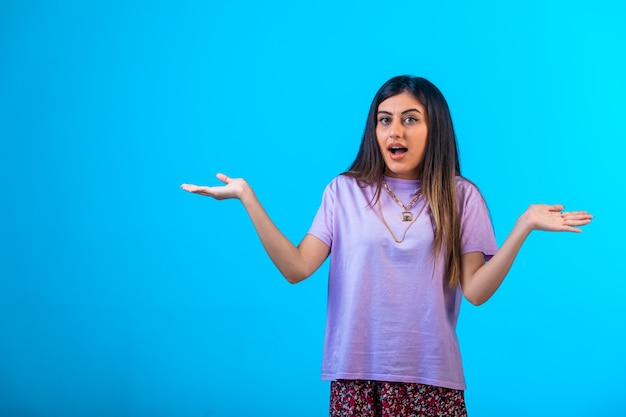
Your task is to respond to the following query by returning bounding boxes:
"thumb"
[216,172,230,184]
[549,204,565,212]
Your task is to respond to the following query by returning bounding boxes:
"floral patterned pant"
[330,379,467,417]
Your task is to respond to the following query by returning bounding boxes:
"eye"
[403,116,419,124]
[378,117,390,124]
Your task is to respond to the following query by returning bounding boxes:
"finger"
[181,184,212,195]
[562,213,593,222]
[565,219,593,226]
[561,215,592,229]
[549,204,565,212]
[181,183,198,192]
[562,211,593,218]
[216,173,230,184]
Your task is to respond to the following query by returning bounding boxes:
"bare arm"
[181,173,330,284]
[461,204,593,305]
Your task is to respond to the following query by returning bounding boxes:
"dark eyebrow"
[377,108,423,115]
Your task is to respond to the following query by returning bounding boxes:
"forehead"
[378,91,424,112]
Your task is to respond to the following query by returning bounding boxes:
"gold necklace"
[382,179,422,222]
[377,197,426,243]
[378,181,426,243]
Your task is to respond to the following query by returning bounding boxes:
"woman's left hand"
[521,204,593,233]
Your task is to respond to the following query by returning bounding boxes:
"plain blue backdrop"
[1,0,624,416]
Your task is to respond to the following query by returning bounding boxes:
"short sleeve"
[307,179,336,248]
[458,180,498,261]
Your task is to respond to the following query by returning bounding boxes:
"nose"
[389,118,403,139]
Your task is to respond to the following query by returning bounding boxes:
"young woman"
[181,76,592,416]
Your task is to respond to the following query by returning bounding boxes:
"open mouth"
[389,146,408,155]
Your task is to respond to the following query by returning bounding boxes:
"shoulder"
[455,176,487,205]
[336,174,362,185]
[326,174,368,191]
[319,175,375,205]
[317,175,355,201]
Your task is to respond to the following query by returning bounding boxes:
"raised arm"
[460,204,593,306]
[181,173,330,284]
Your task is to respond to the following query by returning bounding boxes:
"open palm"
[525,204,593,233]
[181,173,247,200]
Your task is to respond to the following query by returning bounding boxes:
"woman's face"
[376,92,428,180]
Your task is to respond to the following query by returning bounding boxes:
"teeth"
[389,146,407,154]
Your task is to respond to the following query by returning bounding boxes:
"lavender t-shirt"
[307,175,498,390]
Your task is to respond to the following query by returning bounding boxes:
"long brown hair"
[344,75,463,287]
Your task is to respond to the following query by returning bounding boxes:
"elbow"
[285,276,303,284]
[466,295,488,306]
[463,289,491,306]
[281,258,319,284]
[283,271,308,284]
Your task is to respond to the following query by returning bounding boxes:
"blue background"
[1,0,624,416]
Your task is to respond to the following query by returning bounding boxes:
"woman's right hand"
[181,173,248,200]
[181,172,330,283]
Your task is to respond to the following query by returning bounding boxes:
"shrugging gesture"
[522,203,592,233]
[461,203,592,306]
[181,75,594,416]
[181,173,246,200]
[181,173,330,284]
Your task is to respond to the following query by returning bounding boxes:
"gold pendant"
[402,211,413,222]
